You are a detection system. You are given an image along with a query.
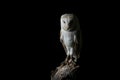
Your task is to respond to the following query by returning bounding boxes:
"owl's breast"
[64,40,74,47]
[63,31,76,47]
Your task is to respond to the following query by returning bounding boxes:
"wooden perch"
[51,61,80,80]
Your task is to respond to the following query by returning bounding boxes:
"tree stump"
[51,61,80,80]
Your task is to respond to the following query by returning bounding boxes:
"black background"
[2,0,117,80]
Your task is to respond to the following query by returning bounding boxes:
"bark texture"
[51,61,80,80]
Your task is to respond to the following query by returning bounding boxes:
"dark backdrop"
[3,0,116,80]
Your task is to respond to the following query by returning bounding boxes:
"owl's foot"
[64,58,68,64]
[74,58,77,63]
[65,56,70,63]
[68,58,76,66]
[72,56,78,63]
[60,57,68,66]
[68,55,75,63]
[68,59,72,63]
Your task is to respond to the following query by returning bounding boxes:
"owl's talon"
[65,59,68,64]
[68,59,72,63]
[74,59,77,62]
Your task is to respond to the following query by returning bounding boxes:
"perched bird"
[60,13,81,63]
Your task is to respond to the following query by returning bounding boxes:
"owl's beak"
[63,26,68,30]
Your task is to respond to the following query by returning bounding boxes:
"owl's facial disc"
[61,14,76,31]
[63,19,74,31]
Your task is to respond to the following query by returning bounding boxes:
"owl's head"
[60,14,80,31]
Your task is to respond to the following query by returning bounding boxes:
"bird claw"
[68,59,72,63]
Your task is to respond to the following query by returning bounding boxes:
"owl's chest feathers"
[62,29,76,46]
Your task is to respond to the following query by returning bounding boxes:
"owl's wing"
[60,30,67,54]
[80,30,82,50]
[74,30,81,58]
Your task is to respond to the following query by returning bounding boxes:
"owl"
[60,13,81,63]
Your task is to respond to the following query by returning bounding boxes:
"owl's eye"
[70,20,73,24]
[69,20,73,25]
[63,20,65,23]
